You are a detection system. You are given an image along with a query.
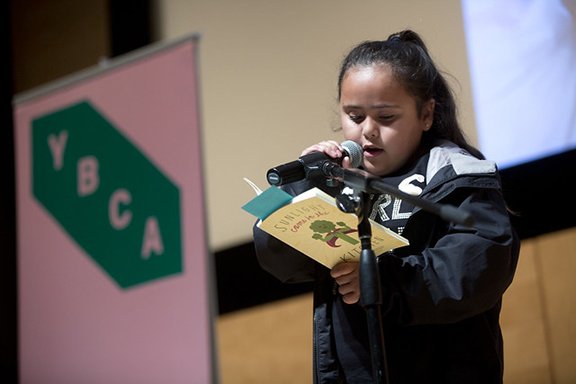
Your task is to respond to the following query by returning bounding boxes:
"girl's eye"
[348,114,364,123]
[379,114,395,122]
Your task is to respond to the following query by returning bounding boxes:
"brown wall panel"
[535,229,576,384]
[501,239,552,384]
[217,294,313,384]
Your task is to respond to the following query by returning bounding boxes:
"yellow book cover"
[246,186,409,269]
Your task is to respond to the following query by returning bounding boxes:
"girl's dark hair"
[338,30,484,159]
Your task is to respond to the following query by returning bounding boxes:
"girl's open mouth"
[363,147,383,157]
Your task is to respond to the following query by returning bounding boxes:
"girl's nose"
[362,118,379,139]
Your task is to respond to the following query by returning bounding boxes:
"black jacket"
[254,141,520,384]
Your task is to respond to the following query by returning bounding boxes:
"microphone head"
[341,140,363,168]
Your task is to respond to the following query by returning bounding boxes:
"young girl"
[253,30,520,384]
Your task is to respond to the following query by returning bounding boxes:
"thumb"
[341,155,351,169]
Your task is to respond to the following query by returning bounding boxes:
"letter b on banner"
[32,101,183,289]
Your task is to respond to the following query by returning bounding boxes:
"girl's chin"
[362,163,385,176]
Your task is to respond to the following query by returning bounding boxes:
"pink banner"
[14,35,217,383]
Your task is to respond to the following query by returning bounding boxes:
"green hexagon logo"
[32,100,182,289]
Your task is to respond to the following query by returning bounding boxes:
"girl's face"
[340,64,434,176]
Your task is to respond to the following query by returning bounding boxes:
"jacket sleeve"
[252,179,328,283]
[253,224,317,283]
[378,184,520,325]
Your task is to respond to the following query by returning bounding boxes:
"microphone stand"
[329,166,475,384]
[335,188,390,384]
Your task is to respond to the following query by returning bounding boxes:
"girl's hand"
[301,140,352,168]
[331,261,360,304]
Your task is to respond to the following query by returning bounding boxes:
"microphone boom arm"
[323,164,475,227]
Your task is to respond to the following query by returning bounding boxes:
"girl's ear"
[422,98,435,131]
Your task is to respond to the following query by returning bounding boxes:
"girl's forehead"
[343,65,394,84]
[341,66,408,98]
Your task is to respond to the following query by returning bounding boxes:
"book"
[242,179,409,268]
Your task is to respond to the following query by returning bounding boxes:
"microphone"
[266,140,363,186]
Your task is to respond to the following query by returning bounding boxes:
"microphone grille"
[341,140,363,168]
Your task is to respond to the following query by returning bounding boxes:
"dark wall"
[10,0,110,94]
[501,149,576,240]
[1,3,17,382]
